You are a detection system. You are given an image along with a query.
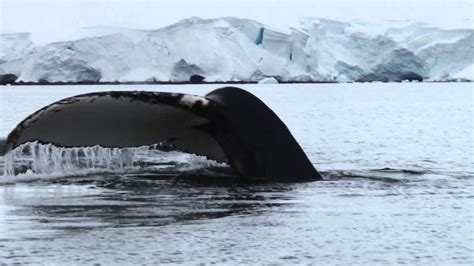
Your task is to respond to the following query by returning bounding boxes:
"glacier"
[0,17,472,83]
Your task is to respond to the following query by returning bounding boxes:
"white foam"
[1,141,227,182]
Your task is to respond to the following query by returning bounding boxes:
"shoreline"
[2,80,472,86]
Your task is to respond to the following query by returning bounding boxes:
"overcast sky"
[1,0,473,44]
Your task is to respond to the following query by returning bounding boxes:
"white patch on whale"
[179,95,210,108]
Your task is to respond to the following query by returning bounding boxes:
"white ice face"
[1,16,472,83]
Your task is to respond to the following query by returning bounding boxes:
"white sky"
[1,0,473,44]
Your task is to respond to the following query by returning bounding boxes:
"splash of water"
[2,141,228,178]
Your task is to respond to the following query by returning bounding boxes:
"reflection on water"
[1,170,473,264]
[5,174,293,230]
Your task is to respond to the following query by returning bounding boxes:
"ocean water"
[0,83,473,264]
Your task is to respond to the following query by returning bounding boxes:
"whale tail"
[3,87,321,181]
[0,138,6,156]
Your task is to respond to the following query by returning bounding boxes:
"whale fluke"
[3,87,321,181]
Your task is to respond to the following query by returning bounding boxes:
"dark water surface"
[0,83,473,264]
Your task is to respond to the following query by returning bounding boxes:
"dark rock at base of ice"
[189,74,205,83]
[171,59,205,82]
[0,73,18,85]
[357,72,423,82]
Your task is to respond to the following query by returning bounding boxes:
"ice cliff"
[0,17,472,83]
[0,32,32,81]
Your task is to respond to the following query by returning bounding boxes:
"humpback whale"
[3,87,321,181]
